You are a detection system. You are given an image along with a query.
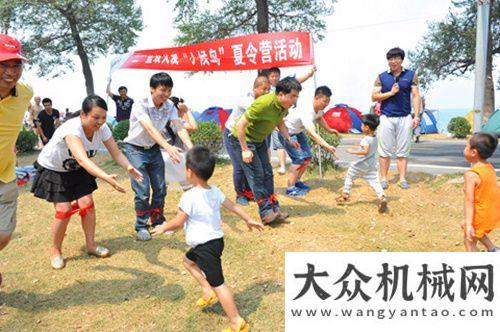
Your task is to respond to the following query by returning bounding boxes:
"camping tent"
[323,104,363,133]
[198,106,231,131]
[482,109,500,134]
[420,109,438,134]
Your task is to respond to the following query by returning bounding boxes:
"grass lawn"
[1,151,498,331]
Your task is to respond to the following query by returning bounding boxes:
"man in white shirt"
[124,72,193,241]
[279,86,338,196]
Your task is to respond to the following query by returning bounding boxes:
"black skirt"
[31,162,98,203]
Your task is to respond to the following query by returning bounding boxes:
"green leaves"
[170,0,336,45]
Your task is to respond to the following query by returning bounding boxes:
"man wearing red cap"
[0,34,33,286]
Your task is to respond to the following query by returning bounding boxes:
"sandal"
[378,198,388,213]
[87,246,110,258]
[51,256,66,270]
[222,318,250,332]
[196,290,218,309]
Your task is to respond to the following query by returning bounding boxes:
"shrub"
[447,117,471,138]
[189,122,224,155]
[16,128,38,153]
[112,120,129,142]
[306,127,341,171]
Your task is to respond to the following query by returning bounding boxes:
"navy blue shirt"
[378,69,416,117]
[112,94,134,122]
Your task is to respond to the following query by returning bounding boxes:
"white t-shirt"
[285,108,324,135]
[124,95,179,147]
[179,185,226,247]
[225,92,255,131]
[37,117,112,172]
[351,135,378,170]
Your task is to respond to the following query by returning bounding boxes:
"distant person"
[107,78,134,122]
[28,96,43,129]
[371,47,421,189]
[279,86,338,196]
[124,72,193,241]
[265,66,317,174]
[224,75,270,205]
[462,132,500,252]
[0,33,33,286]
[151,146,263,332]
[37,97,61,145]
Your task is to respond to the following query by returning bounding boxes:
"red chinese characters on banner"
[120,32,313,71]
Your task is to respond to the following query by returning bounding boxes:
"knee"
[0,233,11,250]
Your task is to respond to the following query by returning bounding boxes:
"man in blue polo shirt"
[371,47,421,189]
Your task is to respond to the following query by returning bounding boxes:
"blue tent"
[420,109,438,134]
[198,106,232,130]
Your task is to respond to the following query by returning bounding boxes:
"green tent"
[482,109,500,133]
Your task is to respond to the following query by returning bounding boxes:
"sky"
[21,0,500,118]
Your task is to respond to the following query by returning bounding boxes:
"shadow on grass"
[0,266,185,312]
[70,235,187,272]
[204,281,282,317]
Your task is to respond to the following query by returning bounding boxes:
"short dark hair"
[150,72,174,89]
[118,86,127,92]
[469,132,498,159]
[186,146,216,181]
[362,114,380,131]
[275,76,302,95]
[315,86,332,98]
[386,47,405,60]
[42,98,52,105]
[267,67,281,76]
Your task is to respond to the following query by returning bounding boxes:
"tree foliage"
[0,0,143,95]
[170,0,336,45]
[409,0,499,91]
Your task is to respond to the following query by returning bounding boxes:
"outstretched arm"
[222,198,264,231]
[151,209,189,235]
[103,136,143,182]
[296,66,317,84]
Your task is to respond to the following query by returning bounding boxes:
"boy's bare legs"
[379,156,390,182]
[183,256,213,299]
[464,235,479,252]
[278,149,287,173]
[287,164,301,187]
[479,235,496,252]
[213,284,243,330]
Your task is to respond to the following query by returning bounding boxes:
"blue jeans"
[229,135,278,219]
[125,143,166,231]
[279,132,312,165]
[223,128,251,198]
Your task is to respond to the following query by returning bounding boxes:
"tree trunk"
[66,13,94,95]
[255,0,269,33]
[256,0,269,74]
[483,0,495,121]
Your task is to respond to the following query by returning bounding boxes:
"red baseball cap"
[0,34,28,62]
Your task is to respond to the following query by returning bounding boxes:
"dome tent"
[323,104,363,133]
[198,106,232,131]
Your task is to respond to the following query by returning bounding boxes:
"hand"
[412,117,420,129]
[325,145,337,155]
[150,224,167,236]
[246,219,265,232]
[242,149,253,163]
[309,65,317,77]
[127,165,143,182]
[464,224,476,242]
[41,137,48,144]
[166,145,182,163]
[330,128,340,136]
[390,83,399,95]
[106,174,126,193]
[288,139,300,149]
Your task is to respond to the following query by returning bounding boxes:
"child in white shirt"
[151,146,263,332]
